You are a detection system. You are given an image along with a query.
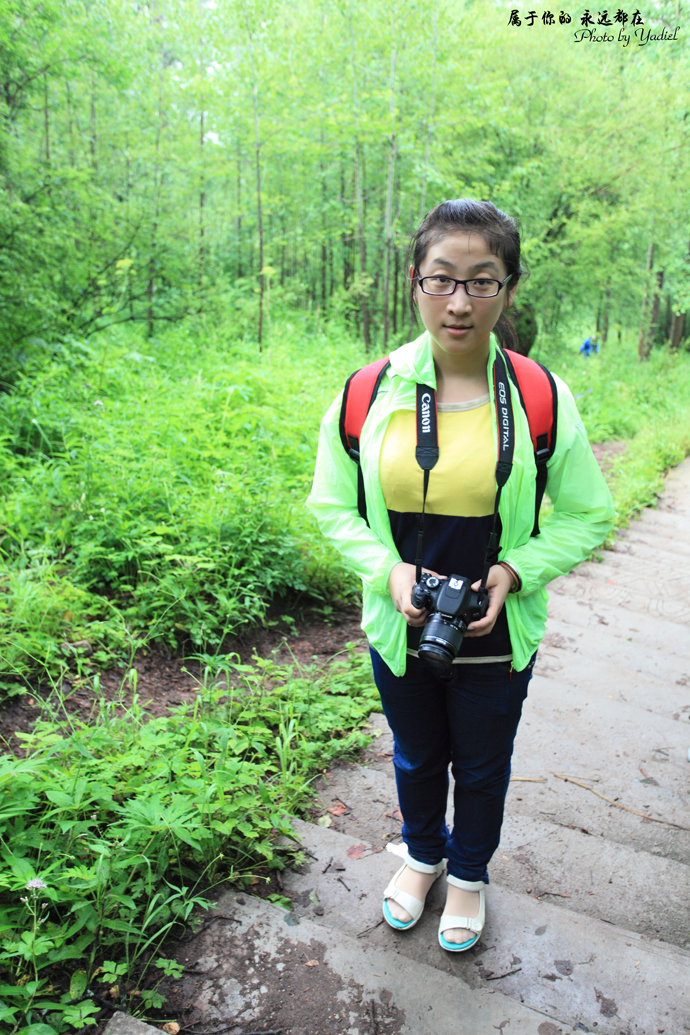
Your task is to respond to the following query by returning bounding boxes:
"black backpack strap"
[531,364,558,536]
[503,349,558,536]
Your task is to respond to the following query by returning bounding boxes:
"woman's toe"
[386,900,412,923]
[441,926,473,944]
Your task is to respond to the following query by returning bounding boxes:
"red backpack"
[338,349,558,536]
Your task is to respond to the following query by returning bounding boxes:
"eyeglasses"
[416,274,512,298]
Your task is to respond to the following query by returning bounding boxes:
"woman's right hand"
[388,562,443,627]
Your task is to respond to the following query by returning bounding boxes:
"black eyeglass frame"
[415,273,513,298]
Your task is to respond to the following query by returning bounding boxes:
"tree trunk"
[353,144,370,350]
[600,277,612,345]
[43,75,50,166]
[638,241,655,360]
[511,302,538,356]
[644,269,664,352]
[663,292,672,341]
[341,165,352,290]
[147,62,164,337]
[392,244,400,336]
[418,0,438,222]
[320,145,327,308]
[65,80,75,167]
[670,312,685,350]
[90,78,97,172]
[236,142,243,279]
[347,8,371,351]
[198,108,205,303]
[246,19,265,350]
[381,45,397,354]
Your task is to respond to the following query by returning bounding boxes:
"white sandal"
[438,875,486,952]
[382,842,445,931]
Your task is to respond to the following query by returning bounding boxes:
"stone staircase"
[164,458,690,1035]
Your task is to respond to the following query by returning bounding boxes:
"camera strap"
[413,350,515,589]
[414,384,439,583]
[481,350,515,587]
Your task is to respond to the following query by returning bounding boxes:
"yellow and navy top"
[379,395,512,662]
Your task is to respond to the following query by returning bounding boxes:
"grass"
[0,315,368,695]
[532,330,690,533]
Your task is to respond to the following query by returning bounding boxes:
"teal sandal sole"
[438,931,479,952]
[382,898,417,931]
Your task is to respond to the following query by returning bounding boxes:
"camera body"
[411,573,488,673]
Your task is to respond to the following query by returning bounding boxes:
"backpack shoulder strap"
[339,356,391,523]
[503,349,558,536]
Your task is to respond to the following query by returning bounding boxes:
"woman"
[307,199,614,952]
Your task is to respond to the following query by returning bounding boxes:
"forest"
[1,0,690,1030]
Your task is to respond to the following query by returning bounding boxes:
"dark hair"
[409,199,527,351]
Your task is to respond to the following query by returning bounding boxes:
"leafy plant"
[0,646,378,1031]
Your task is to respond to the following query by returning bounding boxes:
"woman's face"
[411,231,517,361]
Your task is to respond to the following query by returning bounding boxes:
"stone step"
[513,673,690,843]
[548,572,690,626]
[539,619,690,673]
[536,623,690,722]
[620,508,690,538]
[609,531,690,565]
[314,755,690,948]
[612,526,690,560]
[281,817,690,1035]
[361,671,690,855]
[183,884,561,1035]
[543,590,690,661]
[561,554,690,598]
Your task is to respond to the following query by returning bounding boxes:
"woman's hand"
[465,564,516,638]
[388,562,443,627]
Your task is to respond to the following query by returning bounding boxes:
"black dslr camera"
[411,573,489,674]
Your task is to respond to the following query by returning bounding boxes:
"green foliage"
[0,320,364,691]
[1,0,689,371]
[533,330,690,528]
[535,333,690,443]
[0,647,379,1030]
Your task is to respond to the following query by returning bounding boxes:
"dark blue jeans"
[370,648,535,883]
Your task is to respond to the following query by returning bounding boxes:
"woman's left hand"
[465,564,516,638]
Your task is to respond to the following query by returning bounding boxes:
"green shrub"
[0,318,365,690]
[0,647,379,1031]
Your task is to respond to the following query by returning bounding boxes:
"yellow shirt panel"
[380,399,496,517]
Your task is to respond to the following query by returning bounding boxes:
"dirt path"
[0,606,365,755]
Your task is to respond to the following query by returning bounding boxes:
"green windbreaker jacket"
[306,331,615,675]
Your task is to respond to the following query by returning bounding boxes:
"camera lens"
[417,614,466,672]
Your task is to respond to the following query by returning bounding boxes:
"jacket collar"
[388,330,501,389]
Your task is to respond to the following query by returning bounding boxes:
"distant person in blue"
[580,334,599,357]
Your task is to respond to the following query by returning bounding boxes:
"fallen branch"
[357,918,385,938]
[486,967,522,981]
[553,774,690,831]
[510,777,546,783]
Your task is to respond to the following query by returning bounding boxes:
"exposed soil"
[590,439,627,473]
[155,908,406,1035]
[0,605,366,757]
